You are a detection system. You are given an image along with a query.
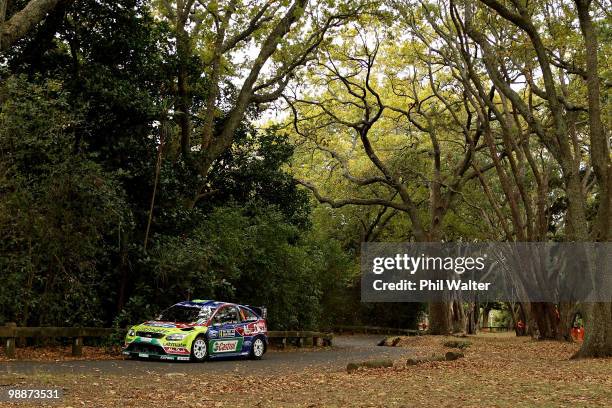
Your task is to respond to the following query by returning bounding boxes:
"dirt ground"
[0,345,122,362]
[0,332,610,407]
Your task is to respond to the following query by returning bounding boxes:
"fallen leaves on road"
[0,345,122,362]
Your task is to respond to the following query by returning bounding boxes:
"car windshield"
[157,305,214,323]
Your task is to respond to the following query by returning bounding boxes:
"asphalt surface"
[1,335,409,376]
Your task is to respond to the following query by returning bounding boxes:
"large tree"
[453,0,610,358]
[153,0,374,207]
[286,22,500,334]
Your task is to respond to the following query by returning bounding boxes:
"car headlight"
[166,333,187,341]
[128,329,135,337]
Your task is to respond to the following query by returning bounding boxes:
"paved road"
[1,335,409,376]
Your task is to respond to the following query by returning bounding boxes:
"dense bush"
[0,74,361,330]
[0,77,129,326]
[0,76,357,329]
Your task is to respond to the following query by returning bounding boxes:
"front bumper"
[122,342,191,361]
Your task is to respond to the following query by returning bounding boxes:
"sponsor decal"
[220,328,235,338]
[164,342,186,347]
[139,326,172,333]
[163,347,190,355]
[208,329,218,338]
[211,339,241,353]
[237,321,267,336]
[144,322,176,329]
[136,337,160,346]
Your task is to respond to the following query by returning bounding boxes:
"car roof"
[173,300,243,309]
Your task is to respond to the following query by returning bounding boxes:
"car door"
[236,306,262,354]
[209,306,243,356]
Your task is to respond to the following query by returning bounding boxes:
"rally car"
[122,300,268,362]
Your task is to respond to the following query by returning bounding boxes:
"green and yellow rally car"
[122,300,268,362]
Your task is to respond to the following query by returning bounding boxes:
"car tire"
[250,336,266,360]
[190,336,208,362]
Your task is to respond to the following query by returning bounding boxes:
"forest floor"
[0,345,122,362]
[0,332,610,407]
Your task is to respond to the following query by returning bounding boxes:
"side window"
[226,306,240,324]
[212,308,226,325]
[241,307,259,322]
[213,306,240,325]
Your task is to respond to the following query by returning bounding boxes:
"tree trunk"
[516,302,532,336]
[176,28,192,158]
[429,302,451,335]
[573,0,612,358]
[482,306,491,329]
[466,302,479,335]
[116,229,129,313]
[451,300,465,333]
[574,302,612,358]
[521,303,537,338]
[531,302,563,340]
[575,0,610,242]
[558,302,576,341]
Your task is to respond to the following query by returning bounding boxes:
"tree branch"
[296,179,408,211]
[1,0,67,51]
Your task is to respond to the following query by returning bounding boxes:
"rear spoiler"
[246,305,267,319]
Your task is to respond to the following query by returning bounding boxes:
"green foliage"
[117,205,354,330]
[208,128,312,227]
[490,309,513,329]
[0,76,128,326]
[443,340,472,350]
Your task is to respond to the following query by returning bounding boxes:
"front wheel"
[190,336,208,362]
[250,337,266,360]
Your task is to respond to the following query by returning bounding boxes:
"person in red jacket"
[571,324,585,341]
[516,320,526,336]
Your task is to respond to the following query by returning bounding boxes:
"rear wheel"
[190,336,207,362]
[250,337,266,360]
